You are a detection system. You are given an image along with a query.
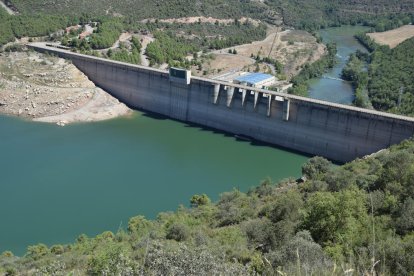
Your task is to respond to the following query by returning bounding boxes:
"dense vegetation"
[165,20,268,50]
[56,17,268,67]
[145,31,198,66]
[288,43,336,96]
[1,1,414,273]
[142,21,267,66]
[9,0,414,30]
[0,8,74,46]
[8,0,270,22]
[342,35,414,115]
[341,51,372,108]
[2,137,414,274]
[107,37,142,65]
[267,0,414,31]
[88,21,123,49]
[368,39,414,115]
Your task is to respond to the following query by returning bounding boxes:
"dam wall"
[30,43,414,162]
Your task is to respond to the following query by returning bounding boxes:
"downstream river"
[0,26,366,255]
[308,26,369,104]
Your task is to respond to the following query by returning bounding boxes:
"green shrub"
[128,215,152,237]
[50,244,64,255]
[26,243,49,260]
[190,194,211,207]
[166,223,190,242]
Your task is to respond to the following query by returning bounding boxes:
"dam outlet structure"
[29,43,414,162]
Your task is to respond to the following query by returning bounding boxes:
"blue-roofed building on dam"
[233,73,276,89]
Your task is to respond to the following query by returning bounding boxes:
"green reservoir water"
[0,113,308,255]
[0,26,367,255]
[308,26,369,104]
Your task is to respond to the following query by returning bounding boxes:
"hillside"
[269,0,414,29]
[7,0,272,21]
[1,3,414,274]
[7,0,414,29]
[367,25,414,48]
[368,37,414,115]
[342,35,414,115]
[2,137,414,275]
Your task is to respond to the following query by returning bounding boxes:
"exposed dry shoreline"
[0,51,131,126]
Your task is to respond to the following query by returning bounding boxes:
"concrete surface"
[29,43,414,162]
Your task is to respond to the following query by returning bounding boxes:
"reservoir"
[0,26,367,255]
[308,26,369,104]
[0,113,307,255]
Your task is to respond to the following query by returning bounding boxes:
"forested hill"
[2,137,414,274]
[8,0,414,29]
[368,37,414,115]
[342,36,414,116]
[269,0,414,29]
[7,0,271,20]
[1,0,413,48]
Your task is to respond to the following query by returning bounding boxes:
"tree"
[50,244,64,255]
[107,48,113,57]
[301,156,332,180]
[216,189,257,226]
[303,188,370,259]
[128,215,152,237]
[166,223,190,242]
[243,218,276,252]
[87,245,137,275]
[265,231,332,274]
[61,36,68,46]
[26,244,48,260]
[190,194,211,207]
[396,197,414,235]
[131,36,141,50]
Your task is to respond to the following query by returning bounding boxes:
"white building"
[233,73,276,89]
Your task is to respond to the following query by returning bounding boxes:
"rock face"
[0,51,131,124]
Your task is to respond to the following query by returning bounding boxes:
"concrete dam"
[30,43,414,162]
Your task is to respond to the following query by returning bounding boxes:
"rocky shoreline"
[0,51,131,125]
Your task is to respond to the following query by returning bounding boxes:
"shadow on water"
[139,109,318,161]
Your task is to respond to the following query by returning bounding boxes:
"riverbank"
[0,51,131,125]
[308,25,369,104]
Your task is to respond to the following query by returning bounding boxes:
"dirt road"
[0,0,15,15]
